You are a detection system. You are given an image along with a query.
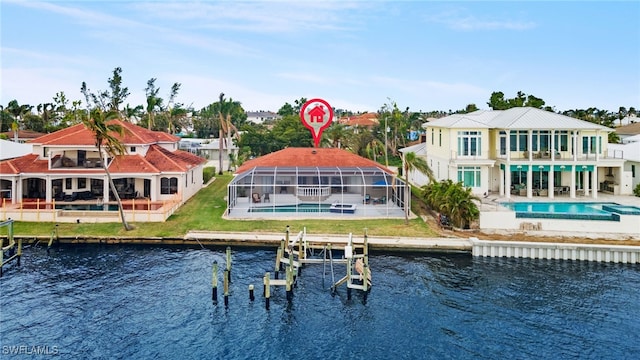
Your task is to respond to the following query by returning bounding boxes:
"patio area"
[226,192,405,219]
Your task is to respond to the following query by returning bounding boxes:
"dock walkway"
[184,231,472,252]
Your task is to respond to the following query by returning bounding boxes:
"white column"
[505,131,511,161]
[11,178,17,203]
[505,167,512,199]
[16,177,23,203]
[548,169,554,199]
[595,131,600,161]
[573,131,578,161]
[499,168,505,196]
[527,169,533,198]
[150,176,157,202]
[528,130,533,160]
[103,175,110,202]
[592,168,598,199]
[570,168,576,198]
[550,130,556,161]
[583,170,589,196]
[45,177,52,203]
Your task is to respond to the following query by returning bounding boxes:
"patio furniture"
[263,193,270,202]
[373,196,386,204]
[329,203,357,214]
[252,193,261,203]
[363,194,371,204]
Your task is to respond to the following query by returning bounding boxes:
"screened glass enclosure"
[226,166,407,218]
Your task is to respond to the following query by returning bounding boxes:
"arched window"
[161,177,178,194]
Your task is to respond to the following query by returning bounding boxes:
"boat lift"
[262,226,372,307]
[1,219,22,277]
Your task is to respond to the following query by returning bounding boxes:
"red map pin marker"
[300,98,334,148]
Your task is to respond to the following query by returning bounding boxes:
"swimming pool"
[499,202,640,221]
[249,203,333,213]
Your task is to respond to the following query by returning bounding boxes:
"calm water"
[1,245,639,359]
[501,202,615,215]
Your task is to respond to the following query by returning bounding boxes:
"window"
[554,131,568,151]
[499,131,506,155]
[65,178,72,190]
[582,136,599,154]
[130,147,136,153]
[457,166,481,187]
[161,177,178,194]
[510,130,528,151]
[457,131,482,156]
[78,178,86,189]
[438,130,442,147]
[632,165,636,178]
[431,129,434,145]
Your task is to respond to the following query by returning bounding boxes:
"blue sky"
[1,1,639,114]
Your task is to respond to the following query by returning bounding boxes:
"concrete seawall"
[12,231,640,263]
[471,238,640,264]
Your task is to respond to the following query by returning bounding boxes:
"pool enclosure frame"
[226,166,407,218]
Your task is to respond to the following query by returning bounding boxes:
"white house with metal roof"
[420,107,630,199]
[609,137,640,191]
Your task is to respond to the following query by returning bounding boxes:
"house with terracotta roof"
[0,120,206,222]
[338,113,379,130]
[226,147,405,218]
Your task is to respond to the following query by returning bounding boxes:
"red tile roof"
[235,147,391,174]
[0,145,204,175]
[338,113,379,127]
[29,120,178,146]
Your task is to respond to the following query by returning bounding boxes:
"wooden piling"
[285,266,293,302]
[17,238,22,266]
[264,272,271,310]
[275,247,282,279]
[212,261,218,304]
[225,247,232,284]
[223,270,229,307]
[249,284,255,301]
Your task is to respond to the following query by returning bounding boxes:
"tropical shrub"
[421,180,480,229]
[634,183,640,197]
[203,166,216,184]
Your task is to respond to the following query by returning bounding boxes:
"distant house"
[246,111,281,124]
[609,136,640,191]
[0,139,32,161]
[0,120,206,222]
[615,122,640,143]
[338,113,379,132]
[1,129,47,143]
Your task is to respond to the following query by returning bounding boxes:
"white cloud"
[425,8,536,31]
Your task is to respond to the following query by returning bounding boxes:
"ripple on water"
[1,245,639,359]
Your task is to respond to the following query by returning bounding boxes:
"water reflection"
[1,245,639,359]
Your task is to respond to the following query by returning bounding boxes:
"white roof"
[399,142,426,155]
[609,141,640,162]
[424,107,612,131]
[0,139,32,160]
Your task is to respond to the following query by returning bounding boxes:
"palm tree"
[216,93,239,174]
[402,151,434,224]
[82,109,133,231]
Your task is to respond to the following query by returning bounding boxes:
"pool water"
[501,202,615,215]
[249,203,332,213]
[500,202,640,221]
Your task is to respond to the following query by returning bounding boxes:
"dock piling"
[223,270,229,307]
[249,284,255,301]
[212,261,218,304]
[225,247,232,284]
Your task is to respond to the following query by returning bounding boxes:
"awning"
[553,164,572,171]
[509,164,529,171]
[576,165,595,172]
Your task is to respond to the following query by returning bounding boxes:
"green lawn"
[10,174,439,238]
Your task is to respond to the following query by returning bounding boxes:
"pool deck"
[478,192,640,240]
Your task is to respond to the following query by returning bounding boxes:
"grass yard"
[10,174,440,239]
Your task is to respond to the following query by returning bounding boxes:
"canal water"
[1,245,639,359]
